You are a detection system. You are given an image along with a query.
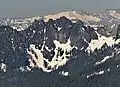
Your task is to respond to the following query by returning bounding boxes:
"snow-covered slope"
[27,38,74,72]
[87,32,115,51]
[44,11,100,22]
[0,10,120,33]
[107,10,120,19]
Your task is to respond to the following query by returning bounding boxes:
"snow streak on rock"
[86,70,105,78]
[95,53,114,65]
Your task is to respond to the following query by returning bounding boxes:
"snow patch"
[27,38,73,72]
[47,38,72,69]
[19,66,32,72]
[59,71,69,76]
[19,66,25,72]
[107,68,110,72]
[27,44,49,72]
[111,24,116,28]
[58,27,62,31]
[86,32,115,51]
[0,63,6,72]
[117,65,120,68]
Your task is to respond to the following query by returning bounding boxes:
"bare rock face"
[0,16,120,87]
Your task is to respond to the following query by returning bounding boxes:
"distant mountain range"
[0,10,120,87]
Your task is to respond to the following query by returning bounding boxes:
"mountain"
[0,16,41,31]
[0,10,120,87]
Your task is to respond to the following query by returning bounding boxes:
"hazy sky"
[0,0,119,18]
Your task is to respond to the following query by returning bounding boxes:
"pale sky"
[0,0,119,18]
